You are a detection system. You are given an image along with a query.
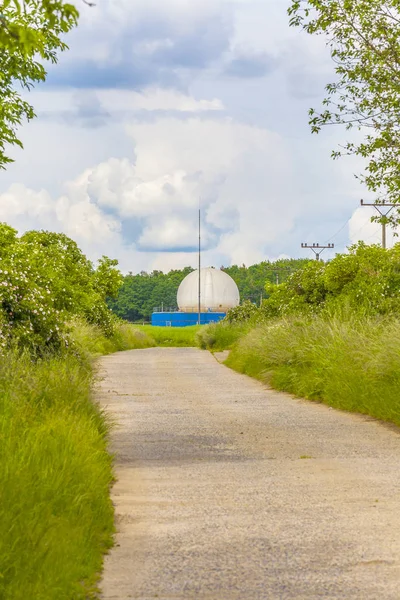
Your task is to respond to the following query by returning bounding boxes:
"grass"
[221,316,400,427]
[0,349,113,599]
[140,325,200,347]
[196,321,251,351]
[0,320,157,600]
[70,319,156,356]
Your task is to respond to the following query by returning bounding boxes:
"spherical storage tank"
[177,268,240,313]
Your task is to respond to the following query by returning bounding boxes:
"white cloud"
[86,117,290,259]
[86,159,201,219]
[103,89,225,112]
[0,106,370,273]
[0,182,121,253]
[30,88,224,116]
[139,216,208,250]
[0,116,292,269]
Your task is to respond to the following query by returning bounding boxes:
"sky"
[0,0,396,273]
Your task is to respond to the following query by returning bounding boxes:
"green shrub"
[262,242,400,319]
[224,300,259,324]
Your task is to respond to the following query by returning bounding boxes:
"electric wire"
[323,217,352,244]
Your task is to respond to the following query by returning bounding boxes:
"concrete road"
[98,347,400,600]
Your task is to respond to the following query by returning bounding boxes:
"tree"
[0,0,81,169]
[288,0,400,224]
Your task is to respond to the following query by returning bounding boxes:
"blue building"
[151,311,226,327]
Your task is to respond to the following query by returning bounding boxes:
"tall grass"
[224,316,400,426]
[70,319,155,356]
[0,349,113,599]
[0,320,157,599]
[196,321,251,351]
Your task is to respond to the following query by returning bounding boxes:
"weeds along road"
[98,347,400,600]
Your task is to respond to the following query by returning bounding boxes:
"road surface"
[98,347,400,599]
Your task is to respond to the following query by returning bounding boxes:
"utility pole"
[360,199,396,249]
[198,208,201,326]
[301,243,334,261]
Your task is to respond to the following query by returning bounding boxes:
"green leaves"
[0,1,79,169]
[261,242,400,319]
[0,227,123,352]
[289,0,400,222]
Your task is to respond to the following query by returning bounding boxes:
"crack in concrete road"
[97,347,400,599]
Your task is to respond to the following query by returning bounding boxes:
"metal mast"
[301,242,334,261]
[198,208,201,325]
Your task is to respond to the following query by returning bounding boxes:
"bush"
[261,243,400,319]
[0,223,161,599]
[224,300,259,324]
[0,224,123,351]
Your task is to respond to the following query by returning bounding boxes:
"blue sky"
[0,0,392,273]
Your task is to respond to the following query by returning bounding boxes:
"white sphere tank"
[177,268,240,313]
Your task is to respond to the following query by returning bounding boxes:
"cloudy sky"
[0,0,395,272]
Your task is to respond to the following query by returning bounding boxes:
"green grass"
[224,316,400,427]
[0,320,158,600]
[0,349,113,599]
[196,321,251,351]
[70,319,156,356]
[140,325,200,347]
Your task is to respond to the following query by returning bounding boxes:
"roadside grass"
[223,316,400,427]
[0,320,157,600]
[141,325,200,347]
[70,319,156,357]
[196,321,251,352]
[0,349,113,600]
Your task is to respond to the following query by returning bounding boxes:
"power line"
[350,215,374,239]
[324,217,352,243]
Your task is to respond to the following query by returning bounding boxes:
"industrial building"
[152,267,240,327]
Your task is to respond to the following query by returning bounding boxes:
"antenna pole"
[198,208,201,325]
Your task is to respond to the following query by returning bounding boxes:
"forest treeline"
[108,258,310,322]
